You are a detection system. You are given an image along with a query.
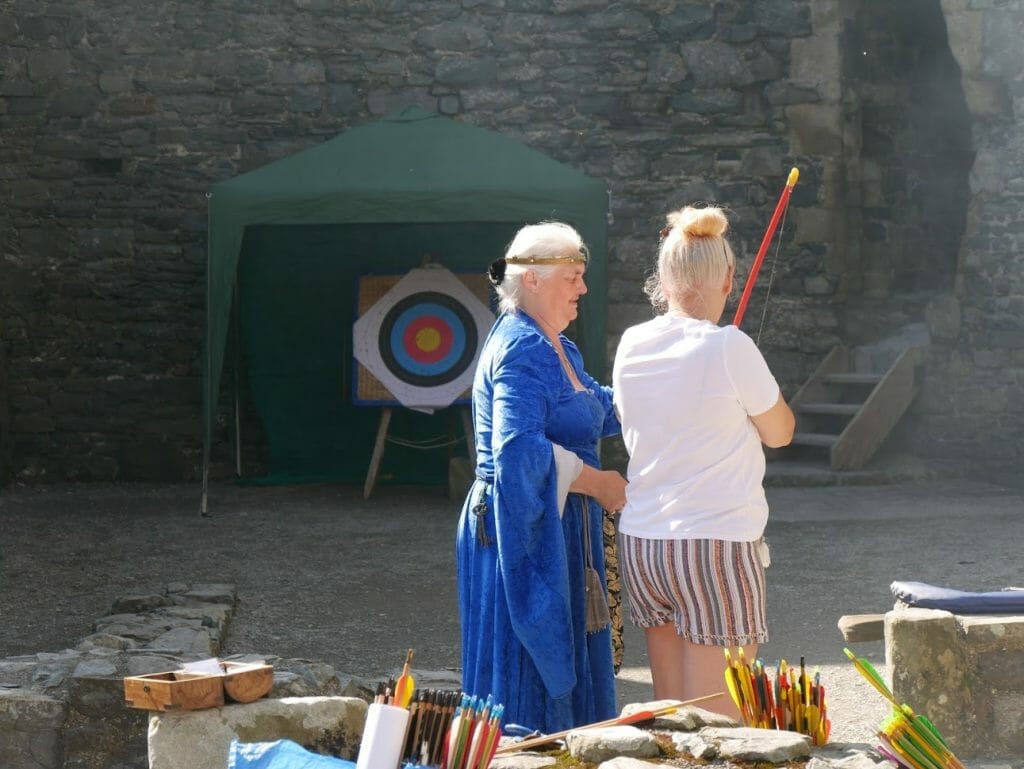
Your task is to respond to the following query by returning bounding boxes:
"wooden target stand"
[362,404,476,499]
[354,272,489,499]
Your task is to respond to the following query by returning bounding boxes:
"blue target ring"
[379,292,478,387]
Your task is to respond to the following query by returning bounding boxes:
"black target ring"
[378,291,479,387]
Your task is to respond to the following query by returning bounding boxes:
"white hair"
[495,222,586,314]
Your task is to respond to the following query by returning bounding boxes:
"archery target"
[353,267,494,409]
[379,292,477,386]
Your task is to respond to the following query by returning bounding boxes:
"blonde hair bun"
[668,206,729,239]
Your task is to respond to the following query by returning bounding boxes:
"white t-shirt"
[612,314,780,542]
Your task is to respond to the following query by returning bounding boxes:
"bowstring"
[754,202,790,346]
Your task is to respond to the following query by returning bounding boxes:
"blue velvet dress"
[456,311,620,734]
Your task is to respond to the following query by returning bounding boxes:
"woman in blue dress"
[456,222,628,733]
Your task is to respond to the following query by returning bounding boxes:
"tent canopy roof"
[210,105,607,222]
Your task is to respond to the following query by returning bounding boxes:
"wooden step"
[822,372,884,386]
[791,432,839,447]
[795,402,861,416]
[838,613,886,643]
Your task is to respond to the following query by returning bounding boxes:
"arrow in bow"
[732,167,800,332]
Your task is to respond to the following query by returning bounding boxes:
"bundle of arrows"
[845,648,965,769]
[399,689,503,769]
[724,648,830,745]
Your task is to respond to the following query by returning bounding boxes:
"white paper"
[181,658,223,675]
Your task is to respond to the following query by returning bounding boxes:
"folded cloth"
[228,739,355,769]
[891,581,1024,614]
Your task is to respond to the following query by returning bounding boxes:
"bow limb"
[732,167,799,329]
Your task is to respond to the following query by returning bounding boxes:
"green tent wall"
[202,107,609,506]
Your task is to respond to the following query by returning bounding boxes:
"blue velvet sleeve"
[566,340,621,439]
[491,336,576,699]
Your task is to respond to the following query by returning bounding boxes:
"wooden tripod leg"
[363,407,392,499]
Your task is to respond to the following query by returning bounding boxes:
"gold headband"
[505,252,586,265]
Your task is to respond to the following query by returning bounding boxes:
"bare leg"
[644,623,756,720]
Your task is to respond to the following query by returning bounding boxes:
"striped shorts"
[618,532,768,646]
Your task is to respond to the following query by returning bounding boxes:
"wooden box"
[123,671,225,712]
[124,661,274,711]
[222,661,274,703]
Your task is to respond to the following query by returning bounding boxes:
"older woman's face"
[535,262,588,331]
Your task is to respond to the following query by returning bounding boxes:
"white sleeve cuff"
[552,443,584,518]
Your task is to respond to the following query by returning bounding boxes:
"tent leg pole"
[363,407,392,500]
[200,464,210,517]
[232,284,242,477]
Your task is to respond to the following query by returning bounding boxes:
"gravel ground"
[2,477,1022,753]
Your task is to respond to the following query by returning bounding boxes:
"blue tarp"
[228,740,355,769]
[891,581,1024,614]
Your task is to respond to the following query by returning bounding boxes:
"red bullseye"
[402,315,454,364]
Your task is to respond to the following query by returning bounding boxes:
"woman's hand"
[571,465,628,513]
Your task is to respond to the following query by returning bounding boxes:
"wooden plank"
[222,662,273,704]
[822,372,884,386]
[830,347,924,470]
[363,407,393,500]
[788,346,850,408]
[792,432,839,447]
[123,671,224,712]
[838,613,886,643]
[795,403,861,416]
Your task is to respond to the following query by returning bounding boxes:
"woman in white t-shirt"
[611,205,795,718]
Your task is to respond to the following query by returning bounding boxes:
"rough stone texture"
[147,696,366,769]
[0,340,10,485]
[490,755,559,769]
[674,726,812,763]
[0,689,66,769]
[886,607,1024,760]
[565,724,660,763]
[806,743,891,769]
[4,0,1018,483]
[596,757,661,769]
[0,583,254,769]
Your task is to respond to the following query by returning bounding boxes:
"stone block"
[566,725,659,763]
[785,104,843,156]
[0,689,67,769]
[962,76,1012,118]
[673,726,811,763]
[148,696,366,769]
[788,35,841,102]
[886,607,1024,759]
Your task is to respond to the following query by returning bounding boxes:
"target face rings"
[352,266,495,409]
[379,292,477,387]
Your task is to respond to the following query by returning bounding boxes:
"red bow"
[732,167,800,329]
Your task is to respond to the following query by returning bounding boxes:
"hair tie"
[487,257,507,286]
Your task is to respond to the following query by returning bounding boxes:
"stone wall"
[912,0,1024,469]
[0,338,11,484]
[1,0,1020,482]
[0,582,368,769]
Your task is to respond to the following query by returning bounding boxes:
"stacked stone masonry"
[1,0,1021,481]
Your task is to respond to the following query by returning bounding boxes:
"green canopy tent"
[201,107,609,511]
